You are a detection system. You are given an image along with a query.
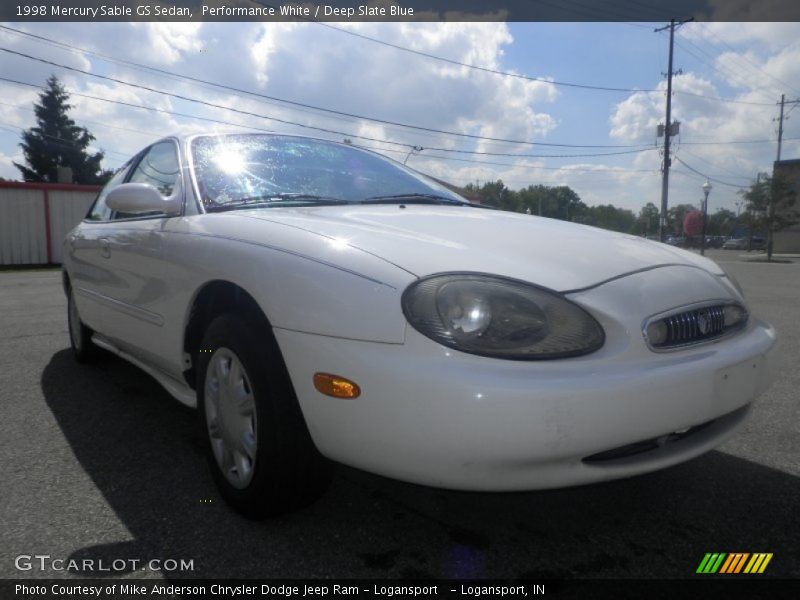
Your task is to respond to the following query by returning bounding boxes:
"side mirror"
[106,176,182,216]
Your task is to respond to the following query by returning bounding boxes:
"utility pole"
[655,18,693,242]
[775,95,800,163]
[777,94,785,162]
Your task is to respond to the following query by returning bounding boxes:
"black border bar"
[3,579,800,600]
[3,1,800,22]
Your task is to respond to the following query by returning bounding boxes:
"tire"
[196,313,333,518]
[67,288,99,363]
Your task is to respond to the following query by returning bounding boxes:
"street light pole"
[700,180,712,256]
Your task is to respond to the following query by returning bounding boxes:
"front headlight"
[401,273,605,360]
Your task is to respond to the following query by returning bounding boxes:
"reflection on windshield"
[191,134,465,210]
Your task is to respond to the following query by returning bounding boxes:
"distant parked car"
[723,238,747,250]
[62,132,777,517]
[723,237,765,251]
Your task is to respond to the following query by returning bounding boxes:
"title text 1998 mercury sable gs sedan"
[63,133,776,517]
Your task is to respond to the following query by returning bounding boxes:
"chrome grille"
[644,302,747,350]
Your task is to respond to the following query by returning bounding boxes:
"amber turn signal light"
[313,373,361,399]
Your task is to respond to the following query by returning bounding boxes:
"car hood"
[233,205,724,292]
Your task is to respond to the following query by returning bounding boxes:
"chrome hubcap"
[204,348,257,489]
[68,293,82,351]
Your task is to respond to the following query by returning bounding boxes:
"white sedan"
[63,133,776,518]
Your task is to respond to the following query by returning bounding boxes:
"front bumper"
[275,266,777,490]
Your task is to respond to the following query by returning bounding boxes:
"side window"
[86,163,131,221]
[127,141,180,197]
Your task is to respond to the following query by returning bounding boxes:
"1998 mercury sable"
[62,133,776,517]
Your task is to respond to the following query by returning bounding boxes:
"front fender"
[170,215,415,344]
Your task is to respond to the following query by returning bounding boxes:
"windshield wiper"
[358,193,468,205]
[206,193,352,212]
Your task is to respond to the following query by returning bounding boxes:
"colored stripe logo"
[697,553,773,574]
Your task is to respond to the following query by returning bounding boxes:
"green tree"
[636,202,660,236]
[516,185,549,216]
[516,184,586,220]
[740,173,798,261]
[14,75,111,184]
[707,207,736,237]
[463,180,519,211]
[485,179,517,211]
[584,204,637,233]
[667,203,697,236]
[550,185,585,221]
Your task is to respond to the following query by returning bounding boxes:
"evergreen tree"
[14,75,111,184]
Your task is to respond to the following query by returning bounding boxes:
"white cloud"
[1,20,798,216]
[0,149,22,177]
[130,22,204,65]
[608,21,800,213]
[4,21,553,178]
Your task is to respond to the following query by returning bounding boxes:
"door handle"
[99,238,111,259]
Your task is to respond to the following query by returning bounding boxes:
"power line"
[681,136,800,146]
[674,38,759,95]
[3,75,781,148]
[419,146,653,159]
[673,156,747,188]
[5,72,793,167]
[0,76,283,134]
[0,119,131,159]
[422,153,659,172]
[0,24,651,150]
[676,147,755,181]
[694,22,800,99]
[298,16,777,106]
[672,36,778,104]
[668,88,775,107]
[356,142,659,172]
[0,46,415,150]
[316,20,682,95]
[634,33,777,107]
[0,53,664,161]
[0,99,159,139]
[305,20,659,93]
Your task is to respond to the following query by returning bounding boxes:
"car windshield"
[190,134,466,211]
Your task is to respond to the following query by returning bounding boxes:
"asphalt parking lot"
[0,249,798,580]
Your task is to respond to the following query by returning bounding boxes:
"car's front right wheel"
[196,313,332,518]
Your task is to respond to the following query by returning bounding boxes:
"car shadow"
[42,349,799,579]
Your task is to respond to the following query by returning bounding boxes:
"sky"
[0,19,798,217]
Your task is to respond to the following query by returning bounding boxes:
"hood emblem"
[696,309,710,335]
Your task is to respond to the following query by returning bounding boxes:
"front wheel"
[196,314,332,518]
